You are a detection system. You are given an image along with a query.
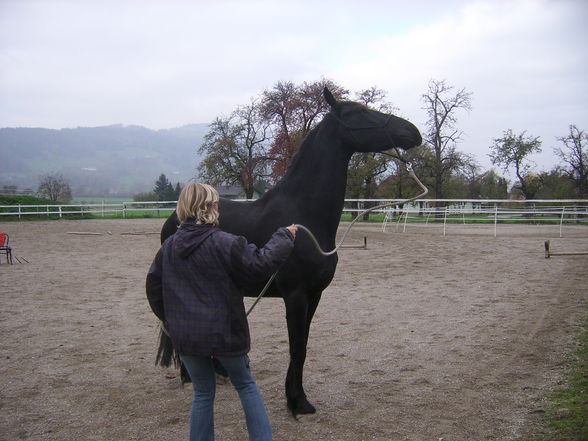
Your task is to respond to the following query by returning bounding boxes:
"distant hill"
[0,124,208,196]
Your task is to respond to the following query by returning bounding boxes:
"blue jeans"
[179,354,272,441]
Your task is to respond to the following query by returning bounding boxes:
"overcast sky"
[1,0,587,174]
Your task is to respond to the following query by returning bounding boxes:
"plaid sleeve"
[229,228,294,284]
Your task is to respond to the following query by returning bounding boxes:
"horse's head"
[324,87,422,153]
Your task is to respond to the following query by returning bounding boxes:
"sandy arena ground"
[1,218,587,441]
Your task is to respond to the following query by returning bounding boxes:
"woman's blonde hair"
[176,183,220,225]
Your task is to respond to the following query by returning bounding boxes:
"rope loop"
[295,163,428,256]
[246,164,428,316]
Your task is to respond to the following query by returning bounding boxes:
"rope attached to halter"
[246,163,428,316]
[296,163,428,257]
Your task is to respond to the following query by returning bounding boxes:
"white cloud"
[325,0,588,171]
[1,0,587,174]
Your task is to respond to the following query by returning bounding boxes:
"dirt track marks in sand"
[0,219,587,440]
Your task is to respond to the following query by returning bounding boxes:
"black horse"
[158,88,422,416]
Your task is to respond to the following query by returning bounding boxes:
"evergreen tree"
[153,174,175,201]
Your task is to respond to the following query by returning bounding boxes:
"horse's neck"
[274,119,351,232]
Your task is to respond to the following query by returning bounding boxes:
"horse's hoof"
[288,397,316,418]
[295,412,319,422]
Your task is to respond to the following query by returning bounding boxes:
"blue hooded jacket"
[146,222,294,357]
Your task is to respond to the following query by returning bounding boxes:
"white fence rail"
[370,199,588,237]
[2,198,587,238]
[0,201,177,219]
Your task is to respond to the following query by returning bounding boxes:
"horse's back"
[218,197,290,246]
[161,211,179,244]
[160,196,278,244]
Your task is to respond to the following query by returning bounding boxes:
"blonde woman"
[147,183,297,441]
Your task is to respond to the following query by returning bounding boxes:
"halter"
[328,110,394,146]
[327,110,417,169]
[330,110,394,130]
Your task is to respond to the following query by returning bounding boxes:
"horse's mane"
[270,114,333,193]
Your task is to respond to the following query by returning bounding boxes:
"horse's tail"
[155,326,179,368]
[155,326,191,384]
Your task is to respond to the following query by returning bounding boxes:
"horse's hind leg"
[284,290,319,416]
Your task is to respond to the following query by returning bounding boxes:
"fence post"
[381,208,389,232]
[560,206,565,238]
[494,205,498,237]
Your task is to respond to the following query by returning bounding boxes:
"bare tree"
[421,79,473,199]
[555,124,588,197]
[37,174,72,203]
[198,99,271,199]
[489,129,542,199]
[355,86,397,113]
[261,78,348,180]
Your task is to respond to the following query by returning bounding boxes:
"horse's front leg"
[284,289,317,416]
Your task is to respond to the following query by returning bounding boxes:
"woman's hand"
[286,224,298,239]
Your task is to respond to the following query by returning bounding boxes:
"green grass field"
[0,195,175,221]
[71,196,130,204]
[519,307,588,441]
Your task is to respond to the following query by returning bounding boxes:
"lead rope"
[295,164,428,257]
[246,163,428,316]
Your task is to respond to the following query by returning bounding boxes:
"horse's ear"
[323,87,340,111]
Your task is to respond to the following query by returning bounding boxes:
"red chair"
[0,232,13,264]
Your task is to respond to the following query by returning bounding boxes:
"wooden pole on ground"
[340,236,368,250]
[544,240,588,258]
